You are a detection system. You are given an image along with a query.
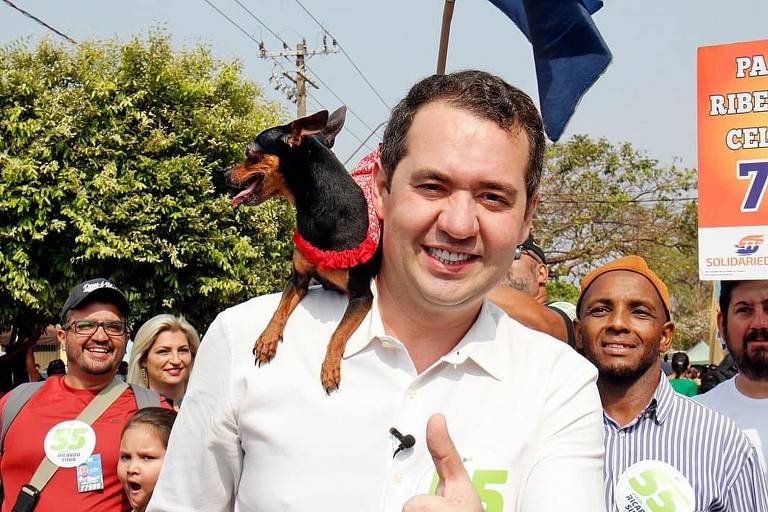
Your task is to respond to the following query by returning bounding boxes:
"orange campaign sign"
[698,39,768,280]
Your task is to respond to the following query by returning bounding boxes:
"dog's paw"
[253,332,282,365]
[320,360,341,394]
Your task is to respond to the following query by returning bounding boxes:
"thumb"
[427,413,474,499]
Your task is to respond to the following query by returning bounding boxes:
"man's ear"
[517,192,540,245]
[716,311,725,341]
[659,321,676,353]
[536,262,549,287]
[573,318,583,351]
[372,158,389,219]
[56,327,66,344]
[288,110,329,146]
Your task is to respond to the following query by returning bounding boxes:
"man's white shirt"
[148,285,604,512]
[696,376,768,474]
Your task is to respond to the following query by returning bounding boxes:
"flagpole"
[436,0,455,74]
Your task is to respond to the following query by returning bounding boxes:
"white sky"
[3,0,767,169]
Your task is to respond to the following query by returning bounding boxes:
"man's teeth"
[86,347,110,353]
[429,248,472,263]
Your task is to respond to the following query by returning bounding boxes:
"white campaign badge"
[615,460,694,512]
[43,420,97,468]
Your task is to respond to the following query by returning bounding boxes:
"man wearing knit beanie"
[575,255,768,511]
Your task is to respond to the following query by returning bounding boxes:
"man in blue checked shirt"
[574,255,768,512]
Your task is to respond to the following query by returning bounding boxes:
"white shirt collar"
[343,282,505,380]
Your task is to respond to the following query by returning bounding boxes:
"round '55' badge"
[615,460,694,512]
[43,420,97,468]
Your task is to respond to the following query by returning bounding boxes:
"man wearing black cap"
[0,278,158,512]
[488,233,577,346]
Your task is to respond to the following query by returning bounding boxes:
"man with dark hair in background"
[696,279,768,474]
[668,351,698,396]
[46,359,66,377]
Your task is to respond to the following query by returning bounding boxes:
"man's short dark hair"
[380,70,546,210]
[47,358,66,376]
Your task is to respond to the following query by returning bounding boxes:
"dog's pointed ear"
[318,106,347,148]
[288,110,329,147]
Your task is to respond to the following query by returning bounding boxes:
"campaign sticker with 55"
[615,460,694,512]
[43,420,97,468]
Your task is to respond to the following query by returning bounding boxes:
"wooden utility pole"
[260,38,339,118]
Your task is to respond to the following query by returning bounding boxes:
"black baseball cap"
[59,278,130,324]
[520,234,546,264]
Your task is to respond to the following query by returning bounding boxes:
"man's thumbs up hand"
[402,414,483,512]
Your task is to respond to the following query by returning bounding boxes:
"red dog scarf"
[292,145,382,270]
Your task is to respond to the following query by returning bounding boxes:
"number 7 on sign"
[737,159,768,212]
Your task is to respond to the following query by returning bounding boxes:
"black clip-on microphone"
[390,427,416,458]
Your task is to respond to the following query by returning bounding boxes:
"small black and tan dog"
[227,107,381,392]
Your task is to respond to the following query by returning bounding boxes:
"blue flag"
[488,0,612,141]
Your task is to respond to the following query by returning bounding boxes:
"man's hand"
[402,414,483,512]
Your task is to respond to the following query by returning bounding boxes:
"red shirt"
[0,377,151,512]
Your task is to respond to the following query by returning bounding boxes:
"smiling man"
[696,279,768,474]
[575,256,768,511]
[150,70,604,512]
[0,278,162,512]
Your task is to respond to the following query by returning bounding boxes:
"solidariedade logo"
[735,234,764,255]
[705,234,767,267]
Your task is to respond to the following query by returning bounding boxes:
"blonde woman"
[127,315,199,409]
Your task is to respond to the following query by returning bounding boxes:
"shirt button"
[393,471,402,483]
[618,431,627,438]
[407,388,417,399]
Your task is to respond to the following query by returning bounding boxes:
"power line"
[201,0,262,46]
[292,0,390,110]
[548,197,698,204]
[3,0,77,44]
[264,53,371,150]
[343,121,386,165]
[305,91,372,151]
[220,0,378,134]
[231,0,286,46]
[205,0,378,138]
[302,67,377,132]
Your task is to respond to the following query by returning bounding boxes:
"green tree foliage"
[534,136,707,349]
[0,33,294,340]
[545,280,579,304]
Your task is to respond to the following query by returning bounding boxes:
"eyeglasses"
[513,246,543,264]
[66,319,127,337]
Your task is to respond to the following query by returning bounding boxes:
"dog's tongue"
[230,180,260,207]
